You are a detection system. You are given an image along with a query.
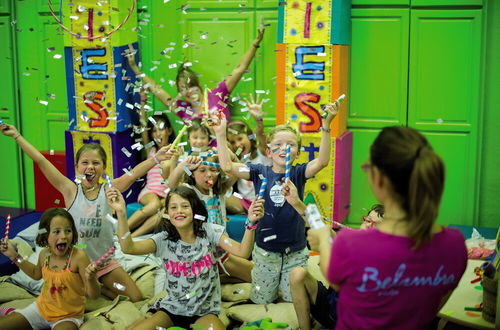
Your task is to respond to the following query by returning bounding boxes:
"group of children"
[0,23,469,330]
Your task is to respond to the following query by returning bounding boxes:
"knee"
[290,266,307,286]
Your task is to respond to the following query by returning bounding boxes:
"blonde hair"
[266,125,302,150]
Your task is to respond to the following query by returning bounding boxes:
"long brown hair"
[370,126,445,249]
[160,186,207,241]
[36,208,78,247]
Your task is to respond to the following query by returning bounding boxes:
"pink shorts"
[96,259,121,280]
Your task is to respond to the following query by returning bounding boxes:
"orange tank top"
[36,248,85,322]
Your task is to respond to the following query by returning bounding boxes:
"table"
[438,259,496,329]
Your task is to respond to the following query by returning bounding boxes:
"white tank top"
[67,184,114,261]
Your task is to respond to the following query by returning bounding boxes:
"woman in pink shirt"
[307,126,467,330]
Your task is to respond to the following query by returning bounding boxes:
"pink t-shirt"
[327,227,467,330]
[175,80,231,122]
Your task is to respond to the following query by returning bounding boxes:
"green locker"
[15,1,68,209]
[352,0,409,5]
[411,0,483,6]
[408,9,482,132]
[346,128,381,225]
[0,0,9,12]
[186,0,251,9]
[0,15,24,208]
[348,8,409,128]
[422,131,477,226]
[255,10,278,127]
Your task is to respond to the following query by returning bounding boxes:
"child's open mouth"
[56,243,67,252]
[85,173,96,183]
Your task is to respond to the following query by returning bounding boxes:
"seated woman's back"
[328,226,467,330]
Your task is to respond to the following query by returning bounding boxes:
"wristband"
[252,44,260,49]
[321,127,331,133]
[11,254,23,264]
[153,154,161,165]
[14,134,21,140]
[245,218,258,230]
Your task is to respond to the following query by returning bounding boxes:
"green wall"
[0,0,498,229]
[478,0,500,228]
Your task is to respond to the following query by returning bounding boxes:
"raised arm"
[1,124,75,203]
[225,26,265,93]
[77,251,100,299]
[245,94,267,156]
[167,155,201,189]
[106,187,156,255]
[113,145,175,192]
[217,197,264,258]
[138,89,151,148]
[305,100,339,178]
[211,113,250,180]
[1,239,43,280]
[126,45,176,110]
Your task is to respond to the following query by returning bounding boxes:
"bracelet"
[321,127,331,133]
[252,44,260,49]
[11,254,23,264]
[153,154,161,165]
[14,134,21,140]
[245,218,258,230]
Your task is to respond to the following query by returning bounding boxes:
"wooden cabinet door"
[348,8,409,128]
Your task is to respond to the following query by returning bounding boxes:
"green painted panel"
[411,0,483,6]
[255,10,278,128]
[185,0,252,9]
[422,131,476,226]
[0,15,23,207]
[257,0,278,9]
[478,0,500,229]
[348,8,409,128]
[0,0,10,13]
[180,11,255,121]
[15,1,67,209]
[345,128,381,225]
[352,0,409,5]
[408,9,482,132]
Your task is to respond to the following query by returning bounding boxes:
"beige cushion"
[83,296,142,329]
[0,280,34,303]
[227,303,298,329]
[221,283,252,302]
[131,265,156,299]
[0,298,36,310]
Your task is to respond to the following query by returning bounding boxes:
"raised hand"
[248,197,265,223]
[85,261,98,281]
[105,187,126,213]
[322,97,341,126]
[125,44,141,75]
[0,123,20,139]
[155,145,176,162]
[244,94,264,121]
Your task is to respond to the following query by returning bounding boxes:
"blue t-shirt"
[248,163,308,253]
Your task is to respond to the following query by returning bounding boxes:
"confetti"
[121,231,131,240]
[437,118,443,124]
[37,228,47,234]
[185,290,197,299]
[39,100,49,106]
[263,235,277,242]
[194,214,206,221]
[54,199,60,205]
[121,147,131,157]
[74,244,87,249]
[235,147,243,156]
[183,167,192,176]
[53,54,62,59]
[238,167,250,173]
[113,283,126,291]
[123,168,133,176]
[106,214,117,225]
[233,288,244,294]
[223,238,233,246]
[233,192,243,199]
